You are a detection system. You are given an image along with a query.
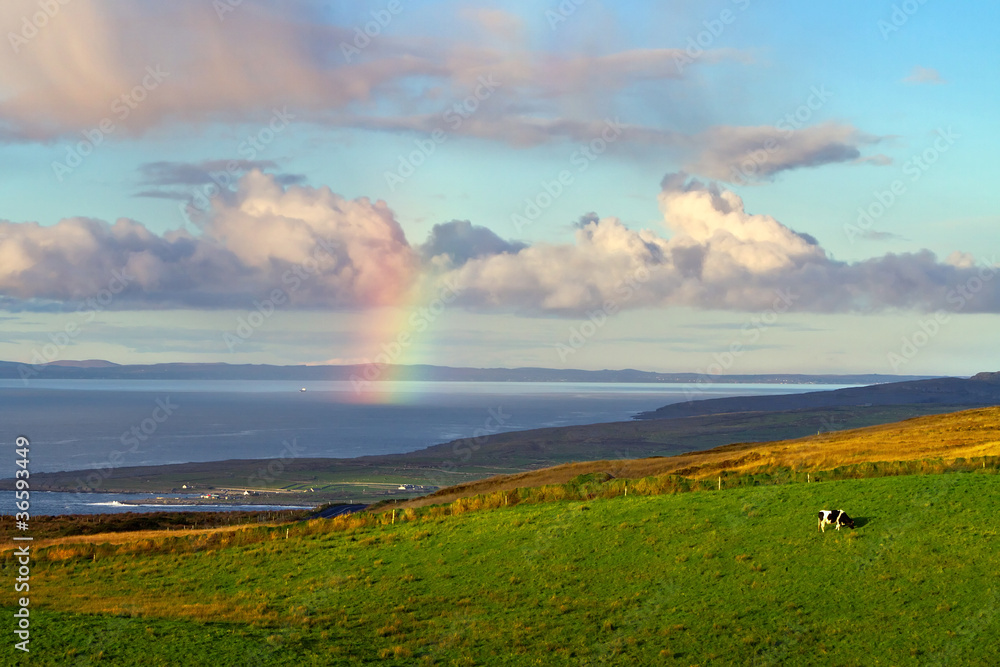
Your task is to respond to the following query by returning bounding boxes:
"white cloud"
[903,66,947,85]
[2,172,994,315]
[435,174,999,314]
[0,172,418,308]
[0,2,884,181]
[685,123,886,182]
[0,1,740,142]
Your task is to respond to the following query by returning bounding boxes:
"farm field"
[3,470,999,665]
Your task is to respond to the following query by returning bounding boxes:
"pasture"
[3,471,999,664]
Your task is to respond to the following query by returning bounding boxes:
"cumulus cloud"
[2,172,995,314]
[203,172,418,306]
[0,172,419,308]
[419,220,526,266]
[434,174,999,314]
[0,216,236,306]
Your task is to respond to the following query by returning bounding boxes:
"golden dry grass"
[0,521,287,553]
[13,407,999,549]
[397,406,1000,509]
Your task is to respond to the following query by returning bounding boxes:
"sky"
[0,0,998,376]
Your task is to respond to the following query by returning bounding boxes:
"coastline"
[118,496,319,508]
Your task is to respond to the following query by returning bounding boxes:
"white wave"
[85,501,313,510]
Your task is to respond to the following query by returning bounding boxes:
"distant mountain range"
[0,359,937,384]
[635,372,1000,419]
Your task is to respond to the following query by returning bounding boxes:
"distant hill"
[6,404,972,496]
[400,405,1000,509]
[635,373,1000,419]
[44,359,121,368]
[0,359,934,384]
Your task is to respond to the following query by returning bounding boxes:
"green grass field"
[4,470,999,665]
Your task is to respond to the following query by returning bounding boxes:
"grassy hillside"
[3,472,999,664]
[402,406,1000,509]
[5,403,968,501]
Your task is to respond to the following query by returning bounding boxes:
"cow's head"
[841,515,856,529]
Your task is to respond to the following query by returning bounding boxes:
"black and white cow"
[817,509,855,532]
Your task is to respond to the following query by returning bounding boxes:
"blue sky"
[0,0,997,375]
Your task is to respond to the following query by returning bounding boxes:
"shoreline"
[118,496,319,508]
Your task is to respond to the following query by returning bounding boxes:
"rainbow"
[344,275,461,404]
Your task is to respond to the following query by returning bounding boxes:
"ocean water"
[0,380,854,515]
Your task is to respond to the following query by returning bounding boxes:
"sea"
[0,379,854,515]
